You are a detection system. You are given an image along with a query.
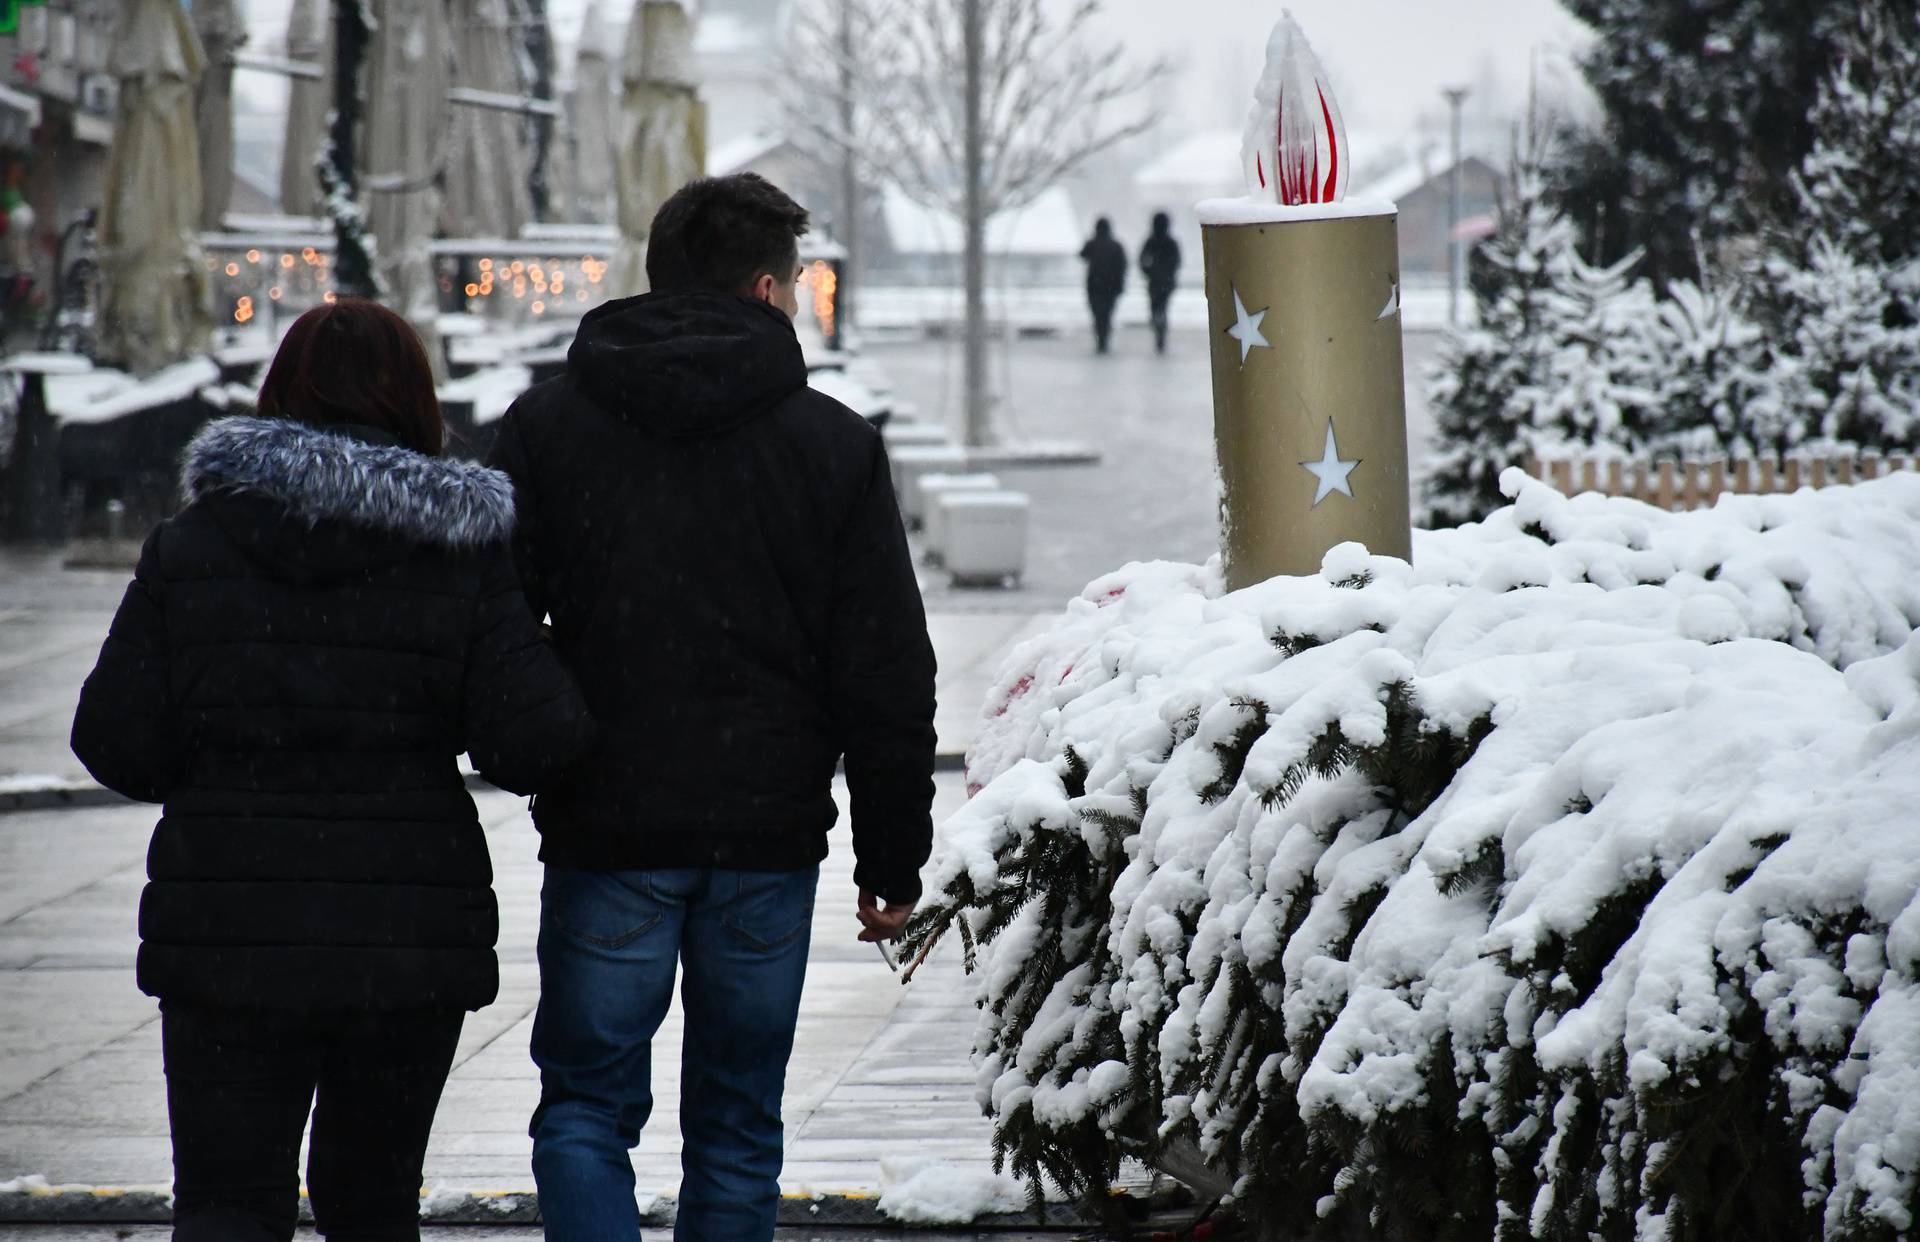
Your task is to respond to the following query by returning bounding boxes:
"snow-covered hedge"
[904,469,1920,1240]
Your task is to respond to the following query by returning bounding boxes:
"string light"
[809,259,838,340]
[205,242,629,326]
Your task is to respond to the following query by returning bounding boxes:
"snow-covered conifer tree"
[1790,2,1920,279]
[1770,238,1920,452]
[1419,159,1572,527]
[1552,0,1853,284]
[1758,6,1920,453]
[1527,244,1661,453]
[1650,278,1785,458]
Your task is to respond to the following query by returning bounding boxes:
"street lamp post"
[1442,86,1468,327]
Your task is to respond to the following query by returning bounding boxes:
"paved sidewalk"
[0,778,1004,1202]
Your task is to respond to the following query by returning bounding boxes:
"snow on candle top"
[1242,11,1348,206]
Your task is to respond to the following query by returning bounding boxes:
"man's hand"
[857,888,916,943]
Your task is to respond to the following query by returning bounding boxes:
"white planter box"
[888,445,971,525]
[918,473,1001,563]
[881,421,955,451]
[941,491,1029,587]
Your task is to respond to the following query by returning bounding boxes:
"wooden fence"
[1526,453,1918,511]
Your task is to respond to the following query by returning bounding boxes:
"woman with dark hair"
[71,299,593,1242]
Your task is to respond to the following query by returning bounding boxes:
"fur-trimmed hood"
[182,416,515,550]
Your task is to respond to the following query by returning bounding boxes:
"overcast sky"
[237,0,1595,150]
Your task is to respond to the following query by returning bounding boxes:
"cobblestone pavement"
[869,324,1444,613]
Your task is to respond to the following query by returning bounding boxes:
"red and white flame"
[1242,12,1348,206]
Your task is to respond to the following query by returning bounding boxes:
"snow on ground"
[439,364,534,426]
[45,359,222,424]
[875,1157,1028,1225]
[921,468,1920,1235]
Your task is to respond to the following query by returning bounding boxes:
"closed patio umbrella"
[365,0,452,378]
[279,0,331,217]
[99,0,213,376]
[191,0,241,231]
[612,0,705,295]
[443,0,535,241]
[568,0,615,224]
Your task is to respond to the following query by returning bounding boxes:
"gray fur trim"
[182,416,516,549]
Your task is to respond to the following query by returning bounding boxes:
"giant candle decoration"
[1201,11,1412,588]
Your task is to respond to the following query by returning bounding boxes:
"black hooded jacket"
[71,416,594,1013]
[1140,224,1182,300]
[487,292,937,904]
[1081,223,1127,306]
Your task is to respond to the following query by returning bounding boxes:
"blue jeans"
[529,865,818,1241]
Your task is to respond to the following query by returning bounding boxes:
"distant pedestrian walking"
[1139,212,1182,354]
[70,299,593,1242]
[1080,217,1126,354]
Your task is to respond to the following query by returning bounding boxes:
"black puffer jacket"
[71,416,593,1014]
[489,292,936,904]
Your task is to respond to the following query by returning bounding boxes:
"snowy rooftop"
[707,131,787,177]
[881,186,1083,258]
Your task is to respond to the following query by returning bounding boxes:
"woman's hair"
[257,299,445,457]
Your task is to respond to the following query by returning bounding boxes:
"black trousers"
[1149,290,1174,352]
[1090,297,1118,352]
[161,1003,464,1242]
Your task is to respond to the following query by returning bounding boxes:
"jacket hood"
[182,416,516,551]
[567,291,807,440]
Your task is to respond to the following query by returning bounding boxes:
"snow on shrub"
[904,469,1920,1240]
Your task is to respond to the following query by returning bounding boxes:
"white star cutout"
[1225,287,1270,367]
[1301,419,1360,506]
[1377,278,1400,321]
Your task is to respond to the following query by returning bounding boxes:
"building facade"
[0,0,117,320]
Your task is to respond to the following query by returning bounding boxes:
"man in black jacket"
[1079,216,1126,354]
[489,173,936,1240]
[1139,211,1182,355]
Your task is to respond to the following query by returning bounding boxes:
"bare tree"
[873,0,1167,445]
[777,0,906,340]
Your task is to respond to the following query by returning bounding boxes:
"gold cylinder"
[1202,207,1412,589]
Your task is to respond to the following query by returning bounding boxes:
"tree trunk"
[326,0,378,300]
[961,0,990,446]
[837,0,858,335]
